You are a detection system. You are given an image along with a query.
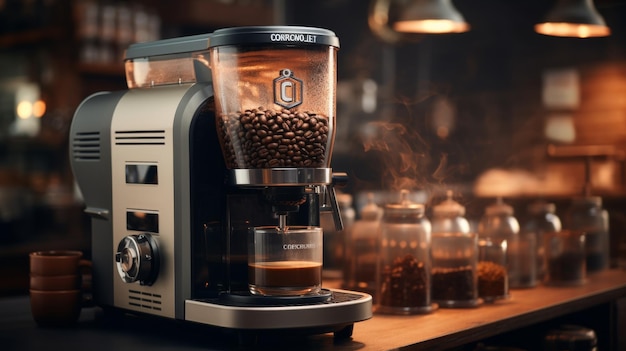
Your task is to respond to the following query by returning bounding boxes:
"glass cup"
[544,230,586,286]
[248,226,323,296]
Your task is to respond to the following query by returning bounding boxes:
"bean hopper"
[69,26,372,340]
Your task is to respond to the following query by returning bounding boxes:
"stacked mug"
[29,250,92,327]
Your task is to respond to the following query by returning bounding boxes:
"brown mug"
[30,274,81,291]
[29,250,91,276]
[29,289,84,327]
[29,250,93,327]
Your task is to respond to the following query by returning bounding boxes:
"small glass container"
[479,198,536,288]
[343,193,381,297]
[544,230,586,286]
[248,226,323,296]
[522,201,562,281]
[375,190,435,314]
[477,237,509,302]
[564,196,610,273]
[431,191,480,308]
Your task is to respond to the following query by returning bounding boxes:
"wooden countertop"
[1,269,625,351]
[342,269,626,351]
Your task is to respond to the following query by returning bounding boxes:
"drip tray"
[217,289,333,306]
[185,288,373,330]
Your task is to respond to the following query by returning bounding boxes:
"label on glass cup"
[283,243,317,250]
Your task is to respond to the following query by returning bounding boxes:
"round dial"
[115,234,159,286]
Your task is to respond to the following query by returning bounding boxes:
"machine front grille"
[127,289,162,311]
[115,130,166,145]
[72,131,101,161]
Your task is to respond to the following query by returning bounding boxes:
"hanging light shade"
[535,0,611,38]
[393,0,470,34]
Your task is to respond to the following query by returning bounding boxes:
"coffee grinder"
[69,26,372,339]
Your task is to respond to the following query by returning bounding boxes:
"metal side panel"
[110,85,195,319]
[70,91,126,308]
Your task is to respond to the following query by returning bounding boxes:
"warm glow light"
[535,22,610,38]
[32,100,46,118]
[394,19,469,33]
[16,101,32,119]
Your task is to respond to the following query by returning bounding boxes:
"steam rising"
[362,120,443,195]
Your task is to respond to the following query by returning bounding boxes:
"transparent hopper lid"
[124,33,212,89]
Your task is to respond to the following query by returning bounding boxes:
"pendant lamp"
[393,0,469,34]
[535,0,610,38]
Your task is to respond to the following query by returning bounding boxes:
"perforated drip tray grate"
[201,289,365,307]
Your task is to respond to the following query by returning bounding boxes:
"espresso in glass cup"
[249,226,323,296]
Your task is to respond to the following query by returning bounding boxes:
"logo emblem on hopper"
[274,69,303,108]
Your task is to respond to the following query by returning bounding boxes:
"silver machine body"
[69,30,372,339]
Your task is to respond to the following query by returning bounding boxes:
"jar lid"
[433,190,466,216]
[485,197,514,216]
[384,190,424,217]
[209,26,340,48]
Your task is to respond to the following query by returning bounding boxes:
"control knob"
[115,234,159,285]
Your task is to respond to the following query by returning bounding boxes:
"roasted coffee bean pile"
[218,107,330,169]
[431,266,475,302]
[379,254,428,308]
[477,261,507,300]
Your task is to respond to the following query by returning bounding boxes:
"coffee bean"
[218,107,332,168]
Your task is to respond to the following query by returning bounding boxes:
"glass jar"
[343,192,381,297]
[522,201,562,281]
[478,197,536,289]
[376,190,435,314]
[431,190,480,308]
[564,196,610,273]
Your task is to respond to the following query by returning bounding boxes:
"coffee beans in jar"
[379,254,429,309]
[217,107,331,169]
[477,260,508,301]
[431,266,476,303]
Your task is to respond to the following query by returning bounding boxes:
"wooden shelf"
[338,269,626,350]
[0,27,65,48]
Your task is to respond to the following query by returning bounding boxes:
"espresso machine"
[69,26,372,339]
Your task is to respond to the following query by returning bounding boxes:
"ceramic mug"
[29,274,81,291]
[29,289,83,327]
[29,250,93,327]
[29,250,91,276]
